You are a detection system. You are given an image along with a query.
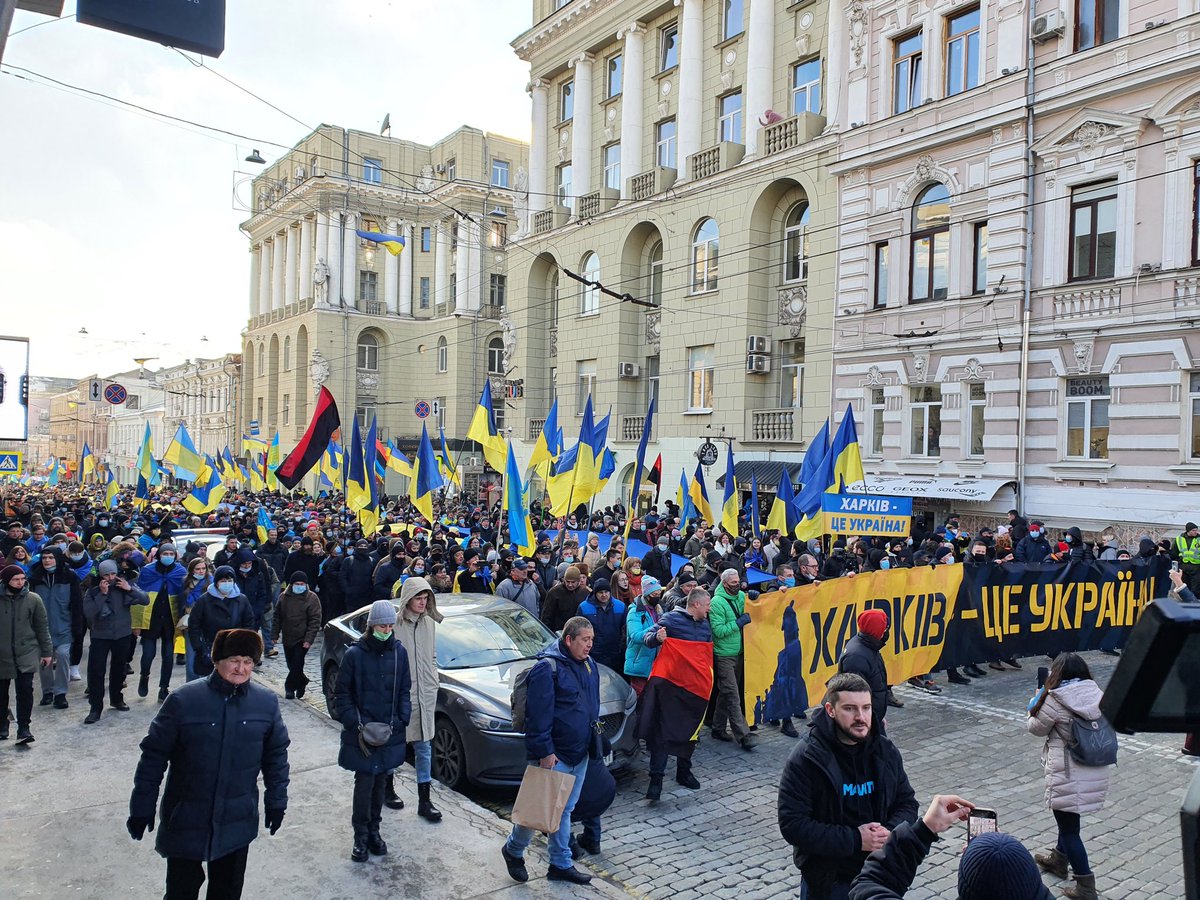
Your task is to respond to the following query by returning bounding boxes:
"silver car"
[320,593,639,790]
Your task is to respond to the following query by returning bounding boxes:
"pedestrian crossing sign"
[0,452,22,475]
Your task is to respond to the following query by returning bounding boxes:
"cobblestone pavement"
[266,638,1194,899]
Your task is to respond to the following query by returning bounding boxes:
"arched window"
[549,270,560,322]
[436,336,448,373]
[580,252,600,315]
[283,336,292,371]
[910,184,950,303]
[357,332,379,370]
[487,337,505,375]
[256,344,265,377]
[783,202,811,282]
[647,239,664,306]
[691,218,719,292]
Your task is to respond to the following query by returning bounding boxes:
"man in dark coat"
[1007,509,1030,546]
[372,544,408,600]
[1014,520,1052,563]
[188,567,256,679]
[128,628,289,900]
[837,609,890,736]
[778,673,918,900]
[642,535,675,584]
[233,549,276,659]
[340,540,377,610]
[576,581,625,672]
[81,559,149,723]
[540,566,588,633]
[282,536,321,589]
[254,528,288,582]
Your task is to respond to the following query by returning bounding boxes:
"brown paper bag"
[510,764,577,834]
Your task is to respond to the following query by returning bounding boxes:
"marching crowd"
[1,480,1196,899]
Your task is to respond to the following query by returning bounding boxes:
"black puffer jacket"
[339,555,376,610]
[837,632,889,736]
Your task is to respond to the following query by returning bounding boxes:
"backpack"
[510,657,557,734]
[1067,713,1118,767]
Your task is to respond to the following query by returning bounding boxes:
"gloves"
[126,814,155,841]
[265,808,286,835]
[735,613,752,628]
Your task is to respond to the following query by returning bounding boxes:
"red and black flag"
[634,636,714,753]
[275,386,341,490]
[648,453,663,504]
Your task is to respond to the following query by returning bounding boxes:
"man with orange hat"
[837,608,891,736]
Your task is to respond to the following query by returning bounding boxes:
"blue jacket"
[138,560,187,596]
[523,640,601,766]
[1015,534,1052,563]
[577,595,626,672]
[130,673,290,861]
[648,607,713,644]
[624,599,661,678]
[334,633,412,774]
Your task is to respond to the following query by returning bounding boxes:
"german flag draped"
[634,636,714,755]
[275,386,340,489]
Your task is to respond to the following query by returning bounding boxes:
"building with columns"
[506,0,841,508]
[159,355,242,460]
[240,124,527,493]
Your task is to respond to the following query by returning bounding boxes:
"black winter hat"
[957,832,1050,899]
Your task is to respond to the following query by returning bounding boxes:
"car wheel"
[432,715,468,790]
[322,662,339,718]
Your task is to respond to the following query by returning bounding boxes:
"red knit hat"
[857,608,889,640]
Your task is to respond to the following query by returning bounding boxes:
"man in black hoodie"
[778,673,918,900]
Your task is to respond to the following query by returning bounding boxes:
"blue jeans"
[414,739,432,784]
[505,756,588,870]
[800,881,850,900]
[1054,809,1091,876]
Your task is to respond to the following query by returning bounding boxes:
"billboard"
[76,0,225,58]
[0,337,30,442]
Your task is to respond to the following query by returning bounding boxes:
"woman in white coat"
[394,576,443,822]
[1027,652,1112,900]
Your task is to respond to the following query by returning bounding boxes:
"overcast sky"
[0,0,531,380]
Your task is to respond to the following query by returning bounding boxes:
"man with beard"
[836,610,890,736]
[778,673,918,900]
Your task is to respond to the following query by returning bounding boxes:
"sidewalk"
[0,658,631,899]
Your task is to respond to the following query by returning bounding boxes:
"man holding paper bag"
[501,616,600,886]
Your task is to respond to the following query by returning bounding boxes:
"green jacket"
[709,583,746,658]
[0,586,52,678]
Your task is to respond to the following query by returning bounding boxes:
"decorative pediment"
[1031,109,1149,159]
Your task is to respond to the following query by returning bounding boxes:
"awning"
[844,476,1015,502]
[714,460,801,491]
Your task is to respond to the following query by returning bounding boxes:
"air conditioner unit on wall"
[618,362,641,379]
[746,354,771,374]
[747,335,772,354]
[1031,10,1065,42]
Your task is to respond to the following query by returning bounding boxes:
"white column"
[383,217,399,314]
[455,220,472,312]
[618,23,646,195]
[257,242,271,316]
[569,52,595,198]
[469,221,483,313]
[528,78,550,213]
[326,214,342,308]
[298,216,314,302]
[342,213,358,308]
[398,222,414,316]
[249,244,262,317]
[284,224,298,307]
[315,213,329,274]
[271,234,285,311]
[434,219,450,310]
[676,0,704,179]
[744,0,776,156]
[825,0,846,130]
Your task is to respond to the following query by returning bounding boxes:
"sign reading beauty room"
[821,494,913,536]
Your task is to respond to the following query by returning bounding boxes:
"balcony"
[745,407,802,443]
[528,418,546,442]
[628,167,677,201]
[533,205,570,235]
[362,300,386,316]
[479,303,504,320]
[1050,285,1120,320]
[760,112,827,157]
[1175,276,1200,314]
[577,188,619,219]
[617,414,654,443]
[688,141,745,181]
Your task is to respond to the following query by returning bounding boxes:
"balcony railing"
[577,188,619,219]
[533,209,554,235]
[479,303,504,319]
[618,414,654,443]
[1051,286,1120,320]
[528,418,546,441]
[760,112,827,156]
[688,141,745,181]
[746,407,800,443]
[363,300,385,316]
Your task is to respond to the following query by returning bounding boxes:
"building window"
[560,80,574,122]
[446,158,456,181]
[487,338,505,375]
[549,270,561,322]
[1066,376,1110,459]
[549,366,558,403]
[580,252,600,316]
[893,31,923,114]
[910,183,950,302]
[945,7,980,96]
[555,0,571,8]
[691,218,719,293]
[1190,373,1200,459]
[355,405,376,429]
[972,222,988,294]
[436,336,448,373]
[557,163,573,209]
[359,270,378,304]
[491,159,510,188]
[646,355,660,407]
[910,386,942,456]
[791,59,821,116]
[1076,0,1120,50]
[283,336,292,371]
[1193,161,1200,266]
[722,0,744,40]
[489,273,507,307]
[448,274,457,308]
[419,277,431,309]
[874,243,891,309]
[127,395,140,411]
[967,382,986,456]
[488,220,507,248]
[656,119,677,169]
[363,158,383,184]
[660,23,679,71]
[779,341,804,408]
[603,143,621,191]
[783,202,810,282]
[357,333,379,371]
[257,397,264,426]
[577,359,597,412]
[688,345,715,411]
[718,91,743,144]
[1069,181,1117,281]
[420,226,432,252]
[869,388,885,456]
[647,239,664,306]
[282,394,290,426]
[606,53,623,98]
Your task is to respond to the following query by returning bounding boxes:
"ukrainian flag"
[319,441,343,491]
[357,417,381,536]
[164,424,204,483]
[467,381,508,474]
[356,229,406,256]
[47,458,60,486]
[689,460,714,526]
[830,402,866,492]
[80,443,95,482]
[720,446,739,537]
[183,456,226,515]
[622,399,656,543]
[410,423,445,526]
[265,432,281,491]
[345,415,371,513]
[105,468,120,509]
[528,399,559,471]
[596,448,616,493]
[438,427,460,488]
[503,442,535,556]
[385,440,414,478]
[257,507,274,545]
[793,421,835,541]
[767,468,800,536]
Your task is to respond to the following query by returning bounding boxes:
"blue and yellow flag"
[319,441,343,491]
[385,440,413,478]
[410,423,445,526]
[183,456,226,515]
[503,441,535,556]
[438,427,460,488]
[47,458,60,486]
[164,424,204,482]
[622,399,656,543]
[720,446,739,537]
[80,443,95,482]
[467,381,507,474]
[257,508,274,545]
[265,432,281,491]
[345,415,370,513]
[105,468,120,509]
[749,474,762,541]
[356,229,406,256]
[529,399,559,471]
[767,468,799,536]
[572,395,599,504]
[831,403,866,492]
[689,460,714,526]
[794,420,835,541]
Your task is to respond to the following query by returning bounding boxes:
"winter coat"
[129,672,290,861]
[778,711,919,894]
[837,633,890,736]
[1027,679,1113,814]
[271,587,321,648]
[649,607,712,644]
[372,559,407,601]
[642,546,675,585]
[522,640,601,766]
[281,550,319,589]
[394,577,442,743]
[255,541,288,581]
[130,561,187,632]
[334,632,412,774]
[624,599,662,678]
[1015,534,1052,563]
[340,555,377,609]
[318,556,347,619]
[1061,527,1095,563]
[233,551,273,618]
[82,580,150,641]
[188,586,256,674]
[541,582,588,634]
[709,582,747,658]
[495,576,541,616]
[1098,540,1120,562]
[577,595,627,672]
[0,585,52,677]
[28,565,82,648]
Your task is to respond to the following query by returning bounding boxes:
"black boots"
[83,708,101,725]
[367,831,387,856]
[39,691,53,706]
[780,718,799,737]
[645,774,663,801]
[384,774,404,810]
[350,831,369,863]
[675,760,700,790]
[417,782,442,822]
[138,674,149,698]
[158,686,169,702]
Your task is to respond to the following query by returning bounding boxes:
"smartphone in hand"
[967,808,998,842]
[1037,666,1050,690]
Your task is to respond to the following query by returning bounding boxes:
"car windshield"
[436,607,555,669]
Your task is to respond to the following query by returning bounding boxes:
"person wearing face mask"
[64,540,94,682]
[581,534,604,572]
[27,550,81,710]
[341,539,378,607]
[88,512,117,544]
[131,544,187,702]
[255,527,288,583]
[81,559,149,723]
[393,577,444,822]
[1056,526,1094,564]
[232,549,277,661]
[180,558,212,682]
[372,545,409,601]
[318,540,348,625]
[642,535,675,585]
[271,572,322,700]
[532,542,559,591]
[188,567,255,680]
[0,564,52,743]
[1015,520,1052,563]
